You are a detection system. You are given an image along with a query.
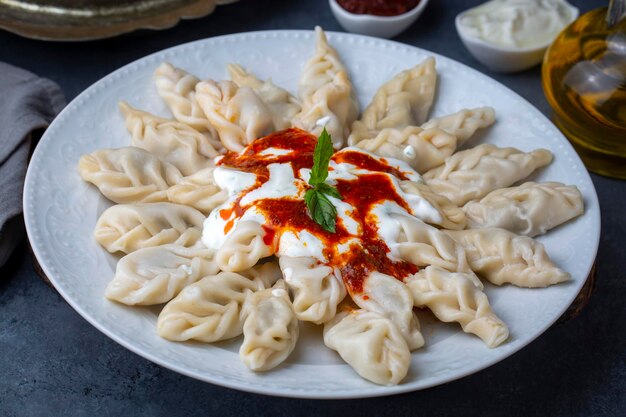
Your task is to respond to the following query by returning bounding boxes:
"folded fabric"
[0,62,65,267]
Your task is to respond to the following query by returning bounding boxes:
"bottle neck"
[607,0,626,27]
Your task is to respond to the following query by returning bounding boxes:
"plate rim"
[23,29,601,399]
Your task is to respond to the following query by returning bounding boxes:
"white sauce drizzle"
[201,142,441,264]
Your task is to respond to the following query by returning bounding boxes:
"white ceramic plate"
[23,30,600,399]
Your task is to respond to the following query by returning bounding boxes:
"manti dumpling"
[352,271,424,350]
[228,63,301,130]
[195,80,275,152]
[463,182,584,237]
[350,127,457,173]
[215,221,275,272]
[353,57,437,134]
[105,244,219,305]
[153,62,220,142]
[78,147,183,204]
[421,107,496,145]
[406,266,509,348]
[94,202,204,254]
[293,27,358,148]
[157,262,282,342]
[166,166,229,214]
[423,144,553,206]
[279,256,346,324]
[399,180,467,230]
[239,281,299,371]
[323,307,411,385]
[391,213,475,276]
[446,228,570,287]
[119,102,220,176]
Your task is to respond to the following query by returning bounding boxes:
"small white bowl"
[455,5,578,73]
[329,0,429,39]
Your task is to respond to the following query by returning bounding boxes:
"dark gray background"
[1,0,624,416]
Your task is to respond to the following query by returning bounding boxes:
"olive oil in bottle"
[542,6,626,179]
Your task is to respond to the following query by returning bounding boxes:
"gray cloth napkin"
[0,62,65,267]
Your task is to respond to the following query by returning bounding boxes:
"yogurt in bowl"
[456,0,579,72]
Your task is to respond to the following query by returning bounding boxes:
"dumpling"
[195,80,276,152]
[352,271,424,350]
[157,262,282,342]
[166,166,229,214]
[105,244,219,305]
[293,27,358,148]
[153,62,220,142]
[421,107,496,145]
[78,147,183,204]
[423,144,553,206]
[349,127,457,174]
[446,228,570,287]
[215,221,275,272]
[294,71,358,149]
[391,213,476,277]
[323,307,411,385]
[406,266,509,348]
[227,63,301,130]
[463,182,584,237]
[355,57,437,132]
[119,102,219,176]
[278,256,347,324]
[298,26,349,101]
[239,281,299,371]
[399,180,467,230]
[94,202,205,254]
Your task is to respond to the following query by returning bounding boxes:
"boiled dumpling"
[446,228,570,287]
[406,266,509,348]
[239,281,299,371]
[354,57,437,133]
[94,202,204,254]
[349,127,457,173]
[463,181,584,237]
[157,262,282,342]
[215,220,275,272]
[423,144,553,206]
[119,102,219,175]
[279,256,347,324]
[421,107,496,145]
[352,271,424,350]
[105,244,219,305]
[195,80,276,152]
[228,63,301,130]
[293,26,358,148]
[323,307,411,385]
[399,180,467,230]
[78,147,183,204]
[166,166,229,214]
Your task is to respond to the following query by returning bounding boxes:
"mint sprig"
[305,128,343,233]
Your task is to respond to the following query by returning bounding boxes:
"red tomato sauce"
[337,0,420,16]
[332,149,410,180]
[217,128,418,294]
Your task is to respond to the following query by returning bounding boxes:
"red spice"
[337,0,420,16]
[262,225,276,246]
[218,128,418,294]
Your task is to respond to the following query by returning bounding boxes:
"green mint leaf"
[304,188,317,214]
[309,128,333,185]
[316,182,343,200]
[305,189,337,233]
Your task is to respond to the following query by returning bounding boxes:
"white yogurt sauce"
[202,142,440,264]
[459,0,576,49]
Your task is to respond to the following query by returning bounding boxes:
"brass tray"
[0,0,236,41]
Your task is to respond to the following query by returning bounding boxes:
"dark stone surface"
[1,0,624,416]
